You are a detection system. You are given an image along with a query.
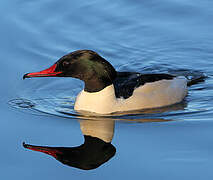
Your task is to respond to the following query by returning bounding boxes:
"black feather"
[113,72,175,99]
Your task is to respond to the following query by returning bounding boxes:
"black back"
[113,72,175,99]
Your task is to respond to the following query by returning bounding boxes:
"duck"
[23,50,193,114]
[23,119,116,170]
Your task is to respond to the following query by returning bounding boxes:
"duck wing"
[113,72,175,99]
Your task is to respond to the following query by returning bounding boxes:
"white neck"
[74,85,117,114]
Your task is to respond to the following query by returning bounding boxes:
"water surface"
[1,0,213,179]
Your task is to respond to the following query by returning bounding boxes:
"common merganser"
[23,50,191,114]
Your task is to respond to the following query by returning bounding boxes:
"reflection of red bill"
[23,142,62,158]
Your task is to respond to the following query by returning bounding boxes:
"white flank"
[74,76,188,114]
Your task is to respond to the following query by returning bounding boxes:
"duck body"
[23,50,188,115]
[75,75,187,114]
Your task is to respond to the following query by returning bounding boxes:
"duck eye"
[63,61,70,67]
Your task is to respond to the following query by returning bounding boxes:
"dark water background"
[1,0,213,179]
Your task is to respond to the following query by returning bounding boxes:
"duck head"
[23,50,117,92]
[23,135,116,170]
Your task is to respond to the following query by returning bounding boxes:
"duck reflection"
[23,119,116,170]
[22,101,186,170]
[23,117,174,170]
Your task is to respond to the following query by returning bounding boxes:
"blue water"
[1,0,213,179]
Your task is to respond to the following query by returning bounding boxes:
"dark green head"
[23,50,117,92]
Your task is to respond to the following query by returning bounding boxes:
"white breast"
[74,85,117,114]
[74,76,188,114]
